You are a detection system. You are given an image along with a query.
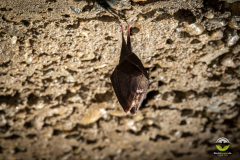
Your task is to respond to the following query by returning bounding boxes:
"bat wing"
[111,69,131,112]
[125,53,149,79]
[111,58,149,114]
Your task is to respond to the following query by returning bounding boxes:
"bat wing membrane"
[111,60,143,113]
[125,53,149,79]
[110,69,130,111]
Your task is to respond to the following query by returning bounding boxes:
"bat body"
[110,24,150,115]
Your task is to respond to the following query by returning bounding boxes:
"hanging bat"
[110,23,150,115]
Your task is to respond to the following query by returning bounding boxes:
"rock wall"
[0,0,240,159]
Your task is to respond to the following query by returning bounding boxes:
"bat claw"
[127,22,134,27]
[117,22,124,36]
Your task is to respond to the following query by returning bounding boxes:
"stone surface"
[0,0,240,159]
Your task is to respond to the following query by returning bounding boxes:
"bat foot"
[127,22,134,28]
[117,22,124,36]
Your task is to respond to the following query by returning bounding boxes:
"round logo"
[215,137,230,152]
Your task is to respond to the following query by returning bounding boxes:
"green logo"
[216,145,230,151]
[215,137,230,152]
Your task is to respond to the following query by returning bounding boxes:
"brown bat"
[110,23,150,115]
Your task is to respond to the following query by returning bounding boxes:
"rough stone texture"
[0,0,240,159]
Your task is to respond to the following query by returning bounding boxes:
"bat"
[110,23,150,115]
